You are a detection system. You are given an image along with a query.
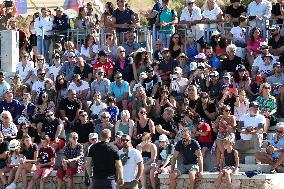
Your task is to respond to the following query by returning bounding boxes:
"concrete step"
[239,164,284,173]
[245,156,256,164]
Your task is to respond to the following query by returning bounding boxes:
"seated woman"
[0,111,18,141]
[115,110,135,138]
[136,133,157,189]
[80,34,99,64]
[6,134,38,189]
[16,122,40,144]
[154,86,176,118]
[57,132,83,189]
[150,134,173,189]
[62,41,80,61]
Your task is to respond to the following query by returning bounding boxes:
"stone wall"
[158,173,284,189]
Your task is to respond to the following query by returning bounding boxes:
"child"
[27,135,55,189]
[215,138,239,189]
[106,96,119,124]
[89,91,107,120]
[248,75,263,100]
[6,139,21,189]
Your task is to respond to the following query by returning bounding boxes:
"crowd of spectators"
[0,0,283,188]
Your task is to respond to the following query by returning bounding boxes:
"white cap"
[190,62,197,71]
[194,53,206,60]
[89,133,98,140]
[159,134,168,142]
[174,67,183,74]
[8,139,20,151]
[211,30,220,36]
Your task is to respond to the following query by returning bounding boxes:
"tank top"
[224,149,236,167]
[118,120,130,135]
[136,119,150,135]
[186,43,198,60]
[142,151,152,158]
[171,48,181,59]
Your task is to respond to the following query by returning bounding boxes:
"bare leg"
[7,167,17,184]
[141,165,151,188]
[201,147,209,159]
[0,168,7,185]
[149,168,157,189]
[27,174,40,189]
[255,152,273,165]
[224,169,233,189]
[66,177,73,189]
[170,171,179,189]
[57,178,63,189]
[189,171,196,189]
[215,171,225,189]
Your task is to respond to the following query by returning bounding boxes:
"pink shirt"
[246,37,265,53]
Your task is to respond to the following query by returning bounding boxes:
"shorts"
[0,161,6,169]
[199,142,213,150]
[35,167,53,177]
[57,167,79,180]
[177,164,199,175]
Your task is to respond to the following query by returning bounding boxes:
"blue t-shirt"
[208,56,221,70]
[159,8,177,32]
[59,61,76,82]
[109,80,130,101]
[112,8,134,33]
[0,100,22,119]
[106,106,120,124]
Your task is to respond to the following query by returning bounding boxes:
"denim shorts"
[177,164,199,175]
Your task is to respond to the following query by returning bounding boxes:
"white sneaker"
[5,183,16,189]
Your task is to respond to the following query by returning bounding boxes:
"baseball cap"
[177,53,187,59]
[174,67,183,74]
[161,48,170,53]
[116,131,124,137]
[8,139,20,151]
[187,0,195,3]
[209,71,219,77]
[0,72,5,77]
[98,50,107,57]
[273,62,281,68]
[54,6,64,11]
[249,101,259,108]
[269,24,280,30]
[159,134,168,142]
[236,64,246,71]
[89,133,98,140]
[223,72,231,78]
[194,53,206,60]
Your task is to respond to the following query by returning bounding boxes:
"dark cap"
[0,72,5,77]
[98,50,107,57]
[54,6,64,11]
[145,65,154,72]
[273,62,281,68]
[116,131,124,137]
[236,64,246,71]
[249,101,259,108]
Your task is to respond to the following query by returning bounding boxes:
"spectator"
[132,86,154,117]
[229,15,248,48]
[215,138,239,189]
[186,85,200,111]
[62,41,80,61]
[247,0,272,31]
[6,134,37,189]
[201,0,223,31]
[184,32,201,62]
[0,72,11,100]
[150,134,173,189]
[141,0,162,32]
[31,68,47,99]
[256,122,284,173]
[44,79,56,103]
[170,67,188,102]
[169,33,184,59]
[106,96,120,124]
[154,86,176,118]
[52,7,69,31]
[80,34,99,63]
[134,107,155,143]
[234,90,250,122]
[158,48,177,85]
[100,2,115,34]
[89,91,107,120]
[115,110,134,137]
[112,0,137,41]
[210,31,227,56]
[195,92,217,123]
[122,30,140,56]
[155,107,176,142]
[10,74,29,101]
[0,132,9,188]
[86,2,99,30]
[114,46,134,83]
[20,93,36,123]
[0,1,16,31]
[132,48,150,82]
[156,0,178,48]
[109,72,131,110]
[95,112,115,141]
[93,50,114,80]
[8,17,28,54]
[32,55,49,83]
[75,6,94,31]
[0,91,21,121]
[0,110,17,142]
[100,33,118,61]
[153,39,164,61]
[118,134,143,189]
[256,83,277,133]
[74,57,93,83]
[271,0,284,25]
[48,53,62,82]
[234,101,265,153]
[27,135,55,189]
[91,67,110,100]
[205,46,221,71]
[224,0,247,23]
[55,74,68,107]
[16,122,39,143]
[180,0,204,47]
[56,132,83,189]
[136,132,157,189]
[188,62,207,92]
[268,25,284,56]
[221,44,243,73]
[206,71,221,101]
[34,7,53,62]
[170,128,203,189]
[86,129,123,189]
[59,52,77,82]
[59,89,82,128]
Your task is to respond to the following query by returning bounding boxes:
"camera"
[4,0,13,7]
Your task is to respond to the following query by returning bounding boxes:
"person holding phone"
[234,101,265,153]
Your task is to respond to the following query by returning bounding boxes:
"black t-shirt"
[268,36,284,49]
[88,141,119,179]
[0,141,8,162]
[175,139,201,165]
[17,127,40,143]
[59,98,82,121]
[42,118,62,141]
[154,117,175,140]
[148,2,162,29]
[221,56,243,73]
[272,3,283,24]
[225,5,246,18]
[72,121,95,143]
[21,144,37,160]
[188,98,199,110]
[195,101,216,122]
[74,64,93,80]
[143,75,159,97]
[112,8,134,33]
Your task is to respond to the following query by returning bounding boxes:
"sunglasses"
[140,111,147,115]
[97,72,104,75]
[37,59,44,61]
[80,114,88,117]
[264,87,271,89]
[202,96,208,99]
[55,56,60,59]
[46,114,53,117]
[120,51,125,53]
[276,130,284,133]
[58,78,64,80]
[121,139,130,142]
[90,138,97,141]
[40,73,46,76]
[69,56,75,58]
[173,36,179,39]
[42,95,47,98]
[224,109,231,112]
[101,116,109,119]
[156,44,162,46]
[116,76,122,79]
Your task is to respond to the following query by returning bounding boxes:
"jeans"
[158,31,173,48]
[92,178,117,189]
[37,35,51,62]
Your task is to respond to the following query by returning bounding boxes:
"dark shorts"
[0,161,6,169]
[199,142,213,150]
[176,164,199,175]
[92,178,116,189]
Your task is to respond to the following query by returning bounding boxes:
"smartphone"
[4,1,13,7]
[228,88,237,93]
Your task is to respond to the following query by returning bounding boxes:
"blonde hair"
[121,110,130,119]
[223,137,235,146]
[0,111,13,122]
[259,82,271,95]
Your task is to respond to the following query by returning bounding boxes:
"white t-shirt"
[48,65,62,80]
[230,26,246,42]
[90,102,107,117]
[68,81,90,95]
[0,122,18,138]
[118,148,143,182]
[171,78,188,93]
[202,7,223,29]
[16,61,33,80]
[239,113,266,140]
[80,44,99,59]
[32,80,45,95]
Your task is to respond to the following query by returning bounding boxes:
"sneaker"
[5,183,16,189]
[270,169,277,174]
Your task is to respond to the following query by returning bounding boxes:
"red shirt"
[197,123,213,143]
[38,146,55,168]
[93,58,114,76]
